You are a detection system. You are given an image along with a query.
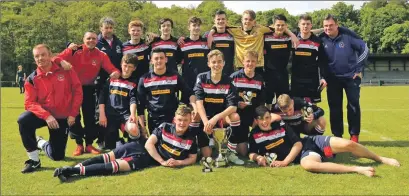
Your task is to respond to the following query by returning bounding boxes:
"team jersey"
[210,31,235,75]
[17,70,25,81]
[230,69,265,115]
[152,122,199,160]
[99,76,138,117]
[249,121,301,162]
[149,36,181,73]
[179,37,210,89]
[271,97,325,131]
[137,70,192,115]
[264,32,292,71]
[291,32,328,101]
[122,40,151,80]
[194,71,238,118]
[227,25,273,68]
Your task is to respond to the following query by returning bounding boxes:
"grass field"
[1,86,409,195]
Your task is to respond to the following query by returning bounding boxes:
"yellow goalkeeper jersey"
[227,25,272,68]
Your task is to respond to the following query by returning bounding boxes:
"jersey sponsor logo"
[151,89,171,95]
[57,74,65,81]
[253,128,286,143]
[123,45,149,54]
[233,78,262,90]
[166,52,174,57]
[201,84,230,94]
[204,97,224,103]
[295,51,312,56]
[271,44,288,49]
[92,59,97,66]
[265,138,284,150]
[110,80,137,90]
[138,55,144,60]
[144,75,178,88]
[111,89,128,96]
[162,130,193,150]
[188,53,205,58]
[161,143,181,156]
[215,43,230,48]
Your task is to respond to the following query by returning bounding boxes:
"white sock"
[27,150,40,162]
[37,138,47,150]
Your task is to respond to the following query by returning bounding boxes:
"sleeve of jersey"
[258,24,273,34]
[226,27,241,37]
[129,85,137,105]
[318,41,329,79]
[350,36,369,73]
[188,140,198,154]
[226,82,238,107]
[193,77,205,101]
[339,27,362,39]
[178,75,193,105]
[248,132,259,154]
[151,127,162,139]
[24,81,51,120]
[101,53,120,74]
[175,46,183,65]
[54,48,73,65]
[98,80,110,105]
[258,81,266,106]
[285,125,301,144]
[69,70,83,117]
[136,77,147,114]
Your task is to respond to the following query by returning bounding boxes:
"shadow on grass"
[332,153,382,167]
[63,156,92,163]
[36,166,57,172]
[56,170,135,184]
[360,140,409,147]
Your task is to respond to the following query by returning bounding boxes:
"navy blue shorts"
[113,141,158,170]
[300,135,333,161]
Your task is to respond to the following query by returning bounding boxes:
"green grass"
[1,86,409,195]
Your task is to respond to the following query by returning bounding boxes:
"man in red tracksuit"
[18,44,83,173]
[55,31,120,156]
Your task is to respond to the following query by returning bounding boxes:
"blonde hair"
[128,20,144,30]
[243,50,258,60]
[277,94,292,110]
[33,44,52,54]
[175,105,192,117]
[207,49,224,61]
[243,10,256,20]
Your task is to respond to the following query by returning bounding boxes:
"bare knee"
[301,159,317,172]
[229,113,240,122]
[317,117,326,129]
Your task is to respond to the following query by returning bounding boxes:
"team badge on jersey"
[57,74,65,81]
[116,45,121,53]
[92,59,97,66]
[339,42,345,48]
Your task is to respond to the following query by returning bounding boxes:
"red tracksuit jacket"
[24,63,83,120]
[55,44,119,85]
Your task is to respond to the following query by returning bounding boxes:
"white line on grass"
[343,123,395,141]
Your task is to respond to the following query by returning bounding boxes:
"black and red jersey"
[149,36,181,73]
[152,122,199,160]
[194,71,238,118]
[249,121,301,162]
[122,40,151,80]
[137,70,192,115]
[264,33,292,71]
[99,76,138,117]
[290,33,328,101]
[179,37,210,89]
[210,32,235,76]
[230,69,265,115]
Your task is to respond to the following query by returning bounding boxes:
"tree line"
[1,0,409,81]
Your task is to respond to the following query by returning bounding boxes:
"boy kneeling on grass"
[54,105,199,182]
[249,105,400,177]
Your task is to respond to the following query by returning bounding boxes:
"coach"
[319,14,368,143]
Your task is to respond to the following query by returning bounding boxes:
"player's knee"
[300,159,316,172]
[344,140,357,150]
[317,117,326,129]
[229,113,240,122]
[17,112,31,125]
[50,153,65,161]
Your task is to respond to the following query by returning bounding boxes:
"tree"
[380,21,409,53]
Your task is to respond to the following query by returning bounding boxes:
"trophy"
[301,106,313,120]
[201,157,213,172]
[265,153,278,166]
[241,91,254,105]
[213,126,232,168]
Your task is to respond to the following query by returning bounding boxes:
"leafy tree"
[380,21,409,53]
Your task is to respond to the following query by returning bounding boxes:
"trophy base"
[202,168,213,172]
[244,102,252,105]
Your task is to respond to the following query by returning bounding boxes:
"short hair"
[150,48,166,57]
[121,54,138,68]
[243,50,258,60]
[243,10,256,20]
[207,49,224,61]
[214,10,227,17]
[33,44,52,54]
[324,14,338,23]
[175,105,192,117]
[84,31,97,37]
[255,105,270,119]
[18,65,23,68]
[299,14,312,23]
[159,18,174,28]
[128,20,144,30]
[188,16,202,26]
[274,14,287,23]
[277,94,292,110]
[100,16,115,27]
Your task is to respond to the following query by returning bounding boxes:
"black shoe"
[21,159,41,173]
[53,167,70,182]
